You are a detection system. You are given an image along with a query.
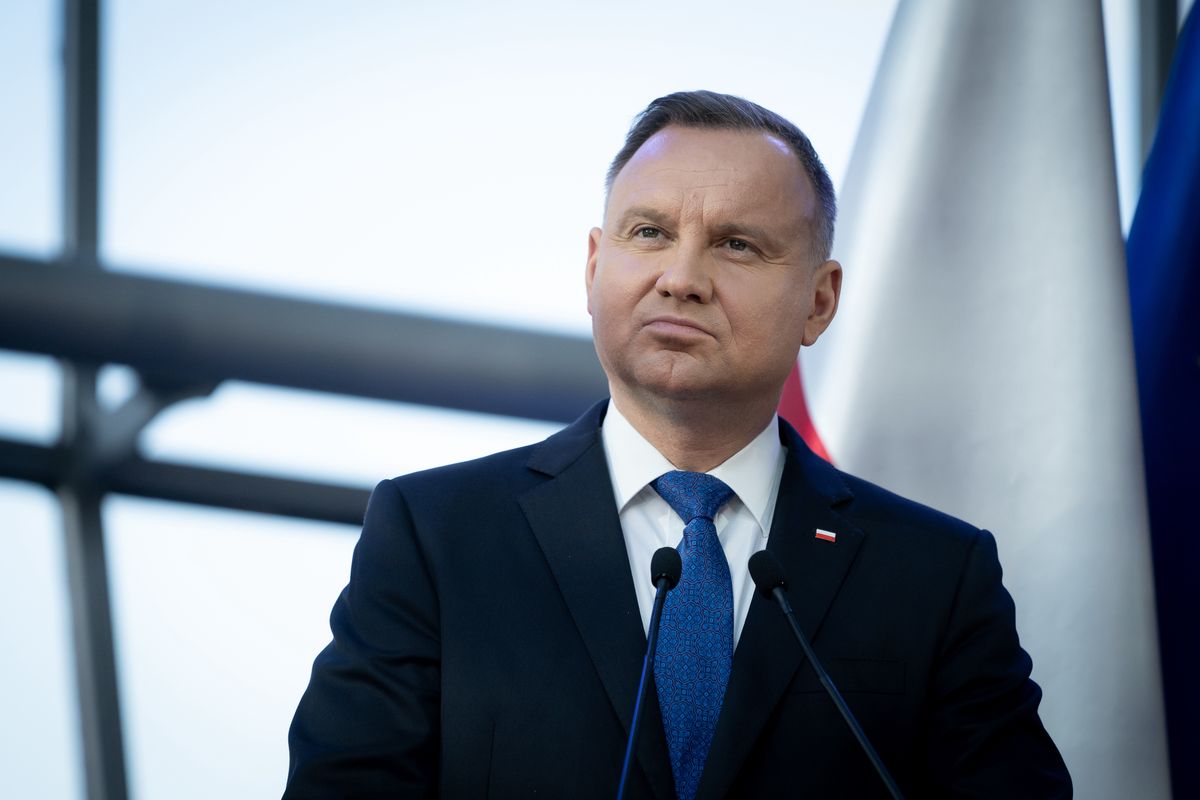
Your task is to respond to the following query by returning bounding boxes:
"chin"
[636,370,734,404]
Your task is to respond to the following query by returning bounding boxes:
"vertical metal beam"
[1140,0,1179,161]
[63,0,101,261]
[61,1,129,798]
[59,389,130,800]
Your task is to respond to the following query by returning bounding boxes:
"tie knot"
[651,470,735,524]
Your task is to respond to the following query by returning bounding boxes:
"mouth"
[642,315,713,339]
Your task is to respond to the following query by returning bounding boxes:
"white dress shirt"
[600,400,786,646]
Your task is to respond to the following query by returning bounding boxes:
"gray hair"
[605,90,837,261]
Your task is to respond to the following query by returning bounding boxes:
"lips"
[643,315,713,338]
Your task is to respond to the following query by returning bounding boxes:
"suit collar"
[600,400,785,535]
[527,400,847,501]
[524,398,609,477]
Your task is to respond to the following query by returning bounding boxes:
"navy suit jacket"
[285,400,1070,798]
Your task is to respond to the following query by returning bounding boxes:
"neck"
[611,386,778,472]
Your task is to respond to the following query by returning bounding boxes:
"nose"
[654,247,713,303]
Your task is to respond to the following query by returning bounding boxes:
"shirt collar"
[601,399,784,532]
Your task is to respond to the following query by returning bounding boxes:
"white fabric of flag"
[802,2,1170,797]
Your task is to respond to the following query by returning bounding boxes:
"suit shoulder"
[381,441,543,498]
[781,421,984,549]
[834,468,985,547]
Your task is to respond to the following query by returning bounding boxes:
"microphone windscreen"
[650,546,682,589]
[748,550,788,594]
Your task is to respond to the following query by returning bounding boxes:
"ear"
[585,227,602,315]
[802,259,842,346]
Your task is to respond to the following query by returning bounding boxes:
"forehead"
[607,126,817,225]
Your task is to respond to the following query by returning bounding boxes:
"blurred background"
[1,1,1193,798]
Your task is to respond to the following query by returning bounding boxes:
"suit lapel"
[518,402,676,800]
[696,424,865,800]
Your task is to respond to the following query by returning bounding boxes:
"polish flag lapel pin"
[814,529,837,543]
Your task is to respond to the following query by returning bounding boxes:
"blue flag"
[1126,7,1200,798]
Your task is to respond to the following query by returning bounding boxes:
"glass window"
[137,380,562,486]
[0,0,59,257]
[105,497,359,800]
[0,481,83,800]
[0,350,62,445]
[1101,0,1142,231]
[103,0,898,335]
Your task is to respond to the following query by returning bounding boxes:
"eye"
[725,238,750,252]
[635,226,662,239]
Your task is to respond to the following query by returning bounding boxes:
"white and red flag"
[786,2,1170,797]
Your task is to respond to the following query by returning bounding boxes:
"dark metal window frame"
[1,3,603,797]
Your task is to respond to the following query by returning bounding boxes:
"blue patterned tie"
[652,470,735,800]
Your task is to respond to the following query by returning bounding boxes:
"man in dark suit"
[285,91,1071,798]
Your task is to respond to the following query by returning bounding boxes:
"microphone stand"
[748,548,904,800]
[616,559,676,800]
[767,582,904,799]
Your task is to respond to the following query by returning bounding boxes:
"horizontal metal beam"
[0,439,64,487]
[0,437,369,526]
[107,456,370,524]
[0,253,607,423]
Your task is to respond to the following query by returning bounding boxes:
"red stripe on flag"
[778,359,833,463]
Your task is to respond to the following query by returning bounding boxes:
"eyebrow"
[612,205,676,232]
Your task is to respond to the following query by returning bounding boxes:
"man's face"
[586,126,840,411]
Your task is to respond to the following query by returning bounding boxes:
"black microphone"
[748,550,905,800]
[616,547,682,800]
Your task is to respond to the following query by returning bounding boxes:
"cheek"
[725,283,809,351]
[593,258,656,311]
[588,277,637,341]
